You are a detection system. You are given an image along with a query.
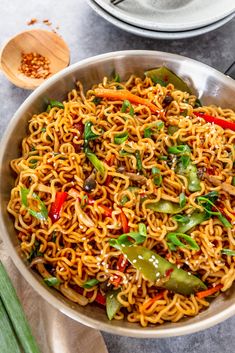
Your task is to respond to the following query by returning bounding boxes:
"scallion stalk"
[0,298,21,353]
[0,261,41,353]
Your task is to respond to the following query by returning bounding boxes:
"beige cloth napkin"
[0,241,108,353]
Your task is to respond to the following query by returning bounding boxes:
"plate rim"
[93,0,235,32]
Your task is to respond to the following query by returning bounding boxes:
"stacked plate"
[87,0,235,39]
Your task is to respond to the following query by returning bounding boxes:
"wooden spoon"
[0,29,70,90]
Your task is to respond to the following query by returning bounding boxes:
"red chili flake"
[27,18,38,26]
[165,268,174,278]
[206,166,218,175]
[73,122,84,136]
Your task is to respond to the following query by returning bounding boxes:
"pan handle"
[224,61,235,80]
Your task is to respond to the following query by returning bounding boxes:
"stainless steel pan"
[0,51,235,338]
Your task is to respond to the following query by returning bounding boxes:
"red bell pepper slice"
[95,292,106,305]
[111,254,129,287]
[105,155,115,186]
[119,210,129,233]
[49,191,68,223]
[99,205,113,218]
[194,112,235,131]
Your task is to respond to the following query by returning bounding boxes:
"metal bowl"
[1,50,235,338]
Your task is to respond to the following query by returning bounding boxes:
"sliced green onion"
[21,187,48,221]
[114,73,121,82]
[121,100,134,117]
[197,193,231,228]
[167,233,200,251]
[173,214,190,223]
[158,156,168,161]
[0,261,41,353]
[179,192,186,208]
[194,98,202,108]
[218,214,232,228]
[119,149,134,156]
[120,195,129,206]
[221,249,235,256]
[81,194,88,208]
[144,127,152,138]
[92,97,102,105]
[48,99,64,109]
[135,151,143,172]
[232,176,235,186]
[114,132,129,145]
[151,167,162,186]
[180,155,190,169]
[41,127,46,132]
[84,121,100,147]
[109,223,147,250]
[167,242,177,251]
[83,278,99,288]
[85,148,106,177]
[156,121,164,130]
[181,110,188,117]
[168,145,191,155]
[109,232,145,250]
[44,277,60,287]
[144,121,164,139]
[29,159,38,169]
[28,241,43,261]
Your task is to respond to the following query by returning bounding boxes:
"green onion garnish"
[221,249,235,256]
[135,151,143,172]
[179,193,186,208]
[83,279,99,288]
[114,132,129,145]
[84,121,100,148]
[180,155,190,169]
[168,145,191,155]
[109,223,147,250]
[120,195,129,206]
[167,233,200,251]
[121,100,134,117]
[151,167,162,186]
[20,187,48,221]
[44,277,60,287]
[48,99,64,110]
[92,97,102,105]
[144,121,164,139]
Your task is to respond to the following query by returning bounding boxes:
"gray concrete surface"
[0,0,235,352]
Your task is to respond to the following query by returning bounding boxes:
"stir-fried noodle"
[8,71,235,326]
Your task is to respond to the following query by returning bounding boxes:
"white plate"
[94,0,235,32]
[88,0,235,40]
